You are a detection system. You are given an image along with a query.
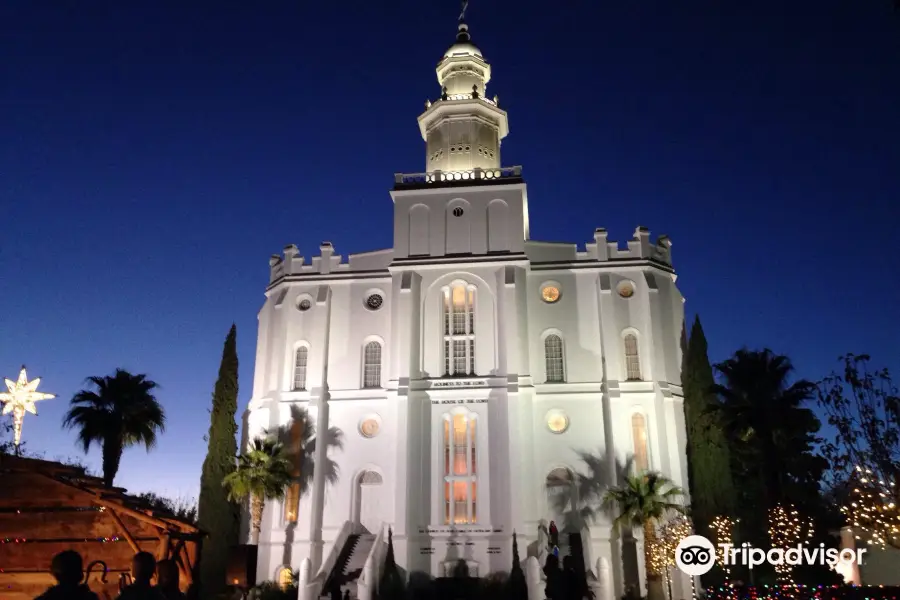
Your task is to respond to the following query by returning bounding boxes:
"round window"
[541,285,561,304]
[617,281,635,299]
[359,418,380,438]
[298,298,312,311]
[452,207,464,217]
[365,294,383,310]
[546,410,569,434]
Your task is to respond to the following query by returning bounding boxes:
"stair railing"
[357,522,387,600]
[307,519,353,599]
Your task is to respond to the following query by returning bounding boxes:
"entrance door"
[356,470,384,534]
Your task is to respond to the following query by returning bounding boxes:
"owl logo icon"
[675,535,716,576]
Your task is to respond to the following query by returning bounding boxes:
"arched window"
[624,333,642,381]
[631,413,650,472]
[544,334,565,383]
[293,347,308,391]
[278,567,293,590]
[442,283,475,376]
[363,341,382,388]
[283,418,302,523]
[443,412,477,524]
[546,467,576,514]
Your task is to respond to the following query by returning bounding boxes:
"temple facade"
[244,14,692,600]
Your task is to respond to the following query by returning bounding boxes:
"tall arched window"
[624,333,642,381]
[293,347,309,391]
[283,418,302,523]
[443,412,477,524]
[443,283,475,376]
[544,334,565,383]
[363,341,382,388]
[631,413,650,472]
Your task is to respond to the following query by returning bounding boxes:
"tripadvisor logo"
[674,535,866,577]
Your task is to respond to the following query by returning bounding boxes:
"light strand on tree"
[710,515,738,582]
[767,504,814,587]
[843,465,900,548]
[651,515,694,596]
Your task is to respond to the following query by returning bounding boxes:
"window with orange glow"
[442,283,475,376]
[442,412,478,524]
[283,418,302,522]
[631,413,650,472]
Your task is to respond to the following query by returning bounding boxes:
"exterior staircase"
[322,533,376,600]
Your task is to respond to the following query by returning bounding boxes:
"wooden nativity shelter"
[0,454,203,600]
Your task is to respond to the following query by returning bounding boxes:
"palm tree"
[63,369,165,488]
[603,472,685,600]
[711,349,821,510]
[274,406,344,497]
[223,435,293,545]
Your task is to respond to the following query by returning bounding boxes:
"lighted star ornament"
[0,366,55,447]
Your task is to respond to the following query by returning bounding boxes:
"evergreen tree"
[682,317,735,540]
[377,528,406,600]
[508,532,529,600]
[198,324,241,596]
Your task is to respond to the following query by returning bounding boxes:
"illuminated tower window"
[632,413,650,472]
[362,341,382,388]
[442,412,478,524]
[293,347,308,391]
[442,283,475,376]
[624,333,642,381]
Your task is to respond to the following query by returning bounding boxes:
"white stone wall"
[247,201,689,600]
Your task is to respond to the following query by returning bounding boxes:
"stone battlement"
[268,243,393,283]
[269,227,672,284]
[584,226,672,265]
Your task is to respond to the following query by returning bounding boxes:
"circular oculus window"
[452,207,464,217]
[365,294,383,310]
[541,285,561,304]
[298,298,312,311]
[359,418,380,438]
[617,281,635,299]
[546,410,569,434]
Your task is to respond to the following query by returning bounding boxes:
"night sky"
[1,0,898,502]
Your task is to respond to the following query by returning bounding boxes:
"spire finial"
[459,0,469,22]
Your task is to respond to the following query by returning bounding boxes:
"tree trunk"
[643,522,666,600]
[102,436,123,488]
[250,495,265,545]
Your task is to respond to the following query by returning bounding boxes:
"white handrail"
[357,523,387,600]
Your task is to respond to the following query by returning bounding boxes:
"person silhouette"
[35,550,100,600]
[549,520,559,549]
[155,559,185,600]
[116,552,160,600]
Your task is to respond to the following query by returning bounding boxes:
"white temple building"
[244,13,692,600]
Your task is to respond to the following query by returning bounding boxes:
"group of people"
[35,549,187,600]
[545,521,592,600]
[543,554,592,600]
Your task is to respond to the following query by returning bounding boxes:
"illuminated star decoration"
[0,366,55,447]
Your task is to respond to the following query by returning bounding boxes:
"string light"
[768,504,814,588]
[843,466,900,549]
[650,515,695,598]
[711,515,739,582]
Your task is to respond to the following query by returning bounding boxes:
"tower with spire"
[417,17,508,174]
[247,6,690,600]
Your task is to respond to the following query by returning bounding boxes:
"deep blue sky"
[1,0,898,501]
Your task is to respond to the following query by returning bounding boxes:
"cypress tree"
[509,532,529,600]
[198,324,241,596]
[682,316,735,540]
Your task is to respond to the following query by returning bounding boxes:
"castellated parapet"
[585,226,672,264]
[268,226,673,284]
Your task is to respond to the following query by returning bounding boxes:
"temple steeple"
[416,5,509,173]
